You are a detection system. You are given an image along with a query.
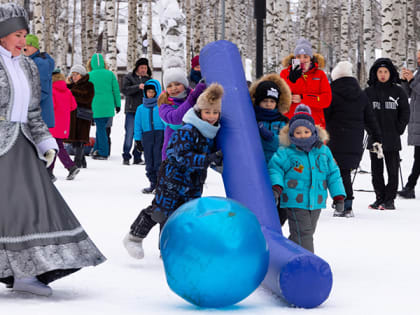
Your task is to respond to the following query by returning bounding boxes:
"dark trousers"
[72,142,86,168]
[339,168,353,200]
[370,151,400,202]
[407,146,420,189]
[48,138,75,171]
[122,113,142,162]
[93,118,109,157]
[143,130,164,187]
[286,208,321,253]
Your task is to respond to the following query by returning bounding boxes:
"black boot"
[74,144,84,168]
[398,186,415,199]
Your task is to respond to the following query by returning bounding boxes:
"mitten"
[333,195,345,212]
[258,122,274,141]
[288,66,303,83]
[206,150,223,166]
[44,149,56,168]
[116,107,121,114]
[371,142,384,159]
[135,140,143,152]
[272,185,283,206]
[186,82,207,105]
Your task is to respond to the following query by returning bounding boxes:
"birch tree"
[147,0,154,70]
[106,0,117,73]
[136,1,143,59]
[56,0,69,71]
[80,0,88,64]
[185,0,192,73]
[340,0,350,60]
[363,0,375,70]
[127,0,137,70]
[307,0,318,50]
[71,0,77,65]
[381,0,393,59]
[266,0,278,73]
[86,0,95,61]
[33,0,43,51]
[192,0,202,55]
[406,0,416,68]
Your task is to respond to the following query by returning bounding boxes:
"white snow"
[2,106,420,315]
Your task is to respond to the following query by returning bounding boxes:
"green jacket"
[89,53,121,118]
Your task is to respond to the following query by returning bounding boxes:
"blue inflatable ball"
[160,196,269,308]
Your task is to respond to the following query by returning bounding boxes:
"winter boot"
[123,233,144,259]
[343,199,354,217]
[379,200,396,210]
[142,183,156,194]
[369,199,383,210]
[332,200,344,217]
[66,165,80,180]
[398,186,415,199]
[13,277,53,296]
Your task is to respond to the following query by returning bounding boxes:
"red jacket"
[280,63,332,127]
[49,80,77,139]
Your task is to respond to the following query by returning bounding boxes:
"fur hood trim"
[281,53,326,69]
[249,73,291,114]
[279,124,329,147]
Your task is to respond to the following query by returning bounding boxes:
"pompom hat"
[163,57,189,88]
[194,83,224,112]
[294,38,313,57]
[0,3,29,38]
[289,104,316,135]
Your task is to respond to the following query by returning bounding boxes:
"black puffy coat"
[325,77,381,169]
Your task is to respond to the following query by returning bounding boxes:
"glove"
[135,140,143,152]
[333,195,345,212]
[370,142,384,159]
[116,107,121,114]
[44,149,56,168]
[272,185,283,206]
[288,66,303,83]
[206,150,223,166]
[186,82,207,105]
[258,122,274,141]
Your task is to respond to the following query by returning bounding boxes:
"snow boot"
[369,199,383,209]
[123,233,144,259]
[343,199,354,217]
[398,186,415,199]
[66,165,80,180]
[379,200,396,210]
[13,277,53,296]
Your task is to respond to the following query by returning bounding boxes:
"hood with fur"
[281,53,326,69]
[279,124,329,147]
[249,73,291,114]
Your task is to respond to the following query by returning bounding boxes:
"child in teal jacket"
[268,104,346,253]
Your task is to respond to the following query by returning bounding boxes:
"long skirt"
[0,132,106,286]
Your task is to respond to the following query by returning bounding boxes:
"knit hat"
[191,55,200,69]
[194,83,224,112]
[331,61,353,81]
[163,57,189,88]
[0,3,29,38]
[289,104,316,136]
[254,81,280,105]
[144,84,157,96]
[134,57,152,77]
[70,64,87,76]
[25,34,39,49]
[294,38,313,57]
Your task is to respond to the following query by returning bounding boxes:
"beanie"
[289,104,316,136]
[194,83,224,112]
[70,64,87,76]
[191,55,200,69]
[163,57,189,89]
[25,34,39,49]
[134,57,152,76]
[331,61,353,81]
[254,81,280,105]
[0,3,29,38]
[294,38,313,57]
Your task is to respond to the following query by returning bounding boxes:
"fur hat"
[191,55,200,69]
[25,34,39,49]
[70,64,87,76]
[254,81,280,105]
[134,57,152,77]
[331,61,353,81]
[289,104,316,135]
[163,57,189,89]
[294,38,313,57]
[194,83,224,112]
[0,3,29,38]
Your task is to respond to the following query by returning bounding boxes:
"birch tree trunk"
[80,1,88,64]
[43,0,51,53]
[127,0,137,71]
[56,0,69,71]
[71,0,77,65]
[307,0,318,50]
[192,0,202,54]
[147,0,154,70]
[185,0,192,73]
[33,0,43,51]
[93,0,101,40]
[106,0,117,73]
[406,0,416,69]
[266,0,277,73]
[363,0,375,71]
[340,0,349,60]
[136,1,143,59]
[348,0,358,67]
[86,0,95,62]
[331,0,341,66]
[381,0,393,59]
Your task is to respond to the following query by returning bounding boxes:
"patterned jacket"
[0,47,56,160]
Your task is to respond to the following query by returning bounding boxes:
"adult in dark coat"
[66,64,95,168]
[364,58,410,210]
[121,58,152,165]
[325,61,382,217]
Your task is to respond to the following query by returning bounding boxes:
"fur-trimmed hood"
[281,53,326,69]
[279,124,329,147]
[249,73,291,114]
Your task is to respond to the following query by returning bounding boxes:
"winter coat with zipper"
[402,67,420,146]
[66,74,94,143]
[325,76,382,169]
[268,125,346,210]
[280,54,332,128]
[134,79,165,141]
[49,80,77,139]
[364,82,410,151]
[121,72,150,113]
[88,53,121,118]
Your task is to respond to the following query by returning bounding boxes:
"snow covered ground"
[2,108,420,315]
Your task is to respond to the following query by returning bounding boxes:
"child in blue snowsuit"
[268,104,346,253]
[123,83,224,259]
[249,73,291,165]
[134,79,165,193]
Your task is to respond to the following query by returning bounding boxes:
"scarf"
[254,106,283,122]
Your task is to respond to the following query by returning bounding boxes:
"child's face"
[166,82,185,97]
[146,89,156,98]
[377,67,390,83]
[259,98,277,110]
[293,126,312,139]
[201,109,220,125]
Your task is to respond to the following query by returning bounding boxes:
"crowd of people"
[1,2,419,297]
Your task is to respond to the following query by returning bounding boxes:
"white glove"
[44,149,56,168]
[371,142,384,159]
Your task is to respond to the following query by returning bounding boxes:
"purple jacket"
[159,88,192,160]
